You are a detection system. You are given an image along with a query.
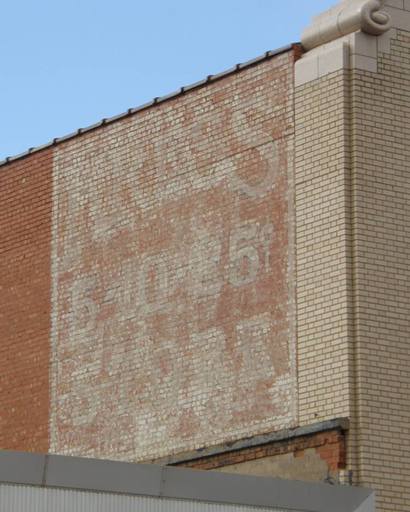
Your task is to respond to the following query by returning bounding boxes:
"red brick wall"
[178,429,346,473]
[0,150,53,452]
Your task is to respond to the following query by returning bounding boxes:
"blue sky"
[0,0,336,160]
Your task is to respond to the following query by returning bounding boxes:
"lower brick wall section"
[174,428,346,484]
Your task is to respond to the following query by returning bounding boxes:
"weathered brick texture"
[177,429,346,482]
[49,50,298,461]
[0,150,53,452]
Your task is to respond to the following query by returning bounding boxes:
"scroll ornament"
[301,0,392,51]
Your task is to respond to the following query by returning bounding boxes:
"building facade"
[1,1,409,510]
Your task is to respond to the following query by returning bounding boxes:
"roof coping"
[0,43,297,169]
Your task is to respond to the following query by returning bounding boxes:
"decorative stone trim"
[302,0,392,50]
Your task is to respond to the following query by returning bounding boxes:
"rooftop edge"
[0,449,374,512]
[0,43,298,170]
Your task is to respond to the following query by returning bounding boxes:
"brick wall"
[351,27,410,511]
[177,429,346,483]
[294,70,354,428]
[0,150,53,452]
[48,49,298,462]
[0,48,303,468]
[292,1,410,508]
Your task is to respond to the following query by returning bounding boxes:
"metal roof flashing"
[0,450,375,512]
[0,44,298,170]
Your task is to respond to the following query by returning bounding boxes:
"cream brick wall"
[295,70,354,429]
[295,2,410,508]
[351,28,410,511]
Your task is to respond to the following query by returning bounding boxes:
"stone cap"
[302,0,392,50]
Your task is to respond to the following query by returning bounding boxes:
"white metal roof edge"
[0,450,374,512]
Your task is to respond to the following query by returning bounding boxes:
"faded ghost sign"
[50,53,297,461]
